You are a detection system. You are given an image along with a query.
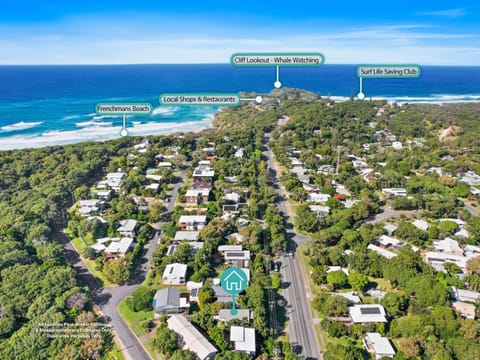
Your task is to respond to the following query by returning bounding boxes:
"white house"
[105,172,126,192]
[167,315,218,360]
[392,141,403,150]
[174,231,200,242]
[307,193,331,204]
[178,215,207,230]
[452,301,476,319]
[117,219,138,237]
[412,219,429,232]
[230,326,256,356]
[163,263,188,285]
[451,286,480,303]
[367,244,397,259]
[104,237,135,259]
[363,332,396,359]
[433,237,463,256]
[78,199,104,216]
[382,188,407,197]
[349,304,388,323]
[223,192,241,203]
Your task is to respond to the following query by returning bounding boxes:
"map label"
[357,65,421,78]
[96,103,153,115]
[231,53,325,66]
[159,93,241,106]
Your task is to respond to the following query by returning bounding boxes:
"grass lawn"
[105,345,125,360]
[118,297,154,337]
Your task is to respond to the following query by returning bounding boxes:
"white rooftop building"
[178,215,207,230]
[230,326,256,356]
[174,231,200,242]
[105,172,126,191]
[412,219,429,231]
[167,315,218,360]
[104,237,134,258]
[382,188,407,197]
[307,193,331,204]
[452,286,480,303]
[163,263,188,285]
[349,304,388,323]
[117,219,138,237]
[367,244,397,259]
[363,332,396,359]
[433,237,463,256]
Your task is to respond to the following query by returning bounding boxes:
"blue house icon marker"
[224,270,244,292]
[220,267,248,315]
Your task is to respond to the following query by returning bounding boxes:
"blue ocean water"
[0,64,479,150]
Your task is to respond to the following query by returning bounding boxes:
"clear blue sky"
[0,0,479,65]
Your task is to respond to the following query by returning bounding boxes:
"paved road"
[64,166,187,360]
[263,135,321,360]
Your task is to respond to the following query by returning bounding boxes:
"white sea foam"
[62,114,82,120]
[0,121,43,132]
[152,106,179,116]
[75,120,113,127]
[0,116,214,151]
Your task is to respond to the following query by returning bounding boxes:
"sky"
[0,1,479,65]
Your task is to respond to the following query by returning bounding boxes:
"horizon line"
[1,63,480,67]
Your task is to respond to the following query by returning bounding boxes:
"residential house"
[158,162,173,169]
[412,219,429,232]
[318,165,335,175]
[367,244,397,259]
[223,192,241,203]
[383,224,398,235]
[433,237,463,256]
[193,166,215,182]
[145,183,160,194]
[375,235,405,251]
[230,326,256,356]
[458,171,480,186]
[218,245,243,255]
[163,263,188,285]
[452,301,476,319]
[104,237,135,259]
[382,188,407,197]
[186,189,210,204]
[105,172,126,192]
[337,291,361,304]
[349,304,388,323]
[78,199,104,216]
[152,288,189,314]
[307,193,331,204]
[451,287,480,303]
[363,332,396,359]
[309,205,330,218]
[178,215,207,230]
[117,219,138,237]
[213,284,232,304]
[216,309,251,323]
[174,231,200,242]
[91,189,113,201]
[167,315,218,360]
[224,250,250,268]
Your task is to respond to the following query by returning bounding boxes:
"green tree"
[348,272,368,292]
[326,270,348,289]
[131,287,154,312]
[152,323,178,357]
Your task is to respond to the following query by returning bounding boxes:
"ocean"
[1,64,480,150]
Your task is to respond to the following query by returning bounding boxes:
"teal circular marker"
[220,267,248,295]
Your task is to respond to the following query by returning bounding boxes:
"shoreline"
[2,96,480,151]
